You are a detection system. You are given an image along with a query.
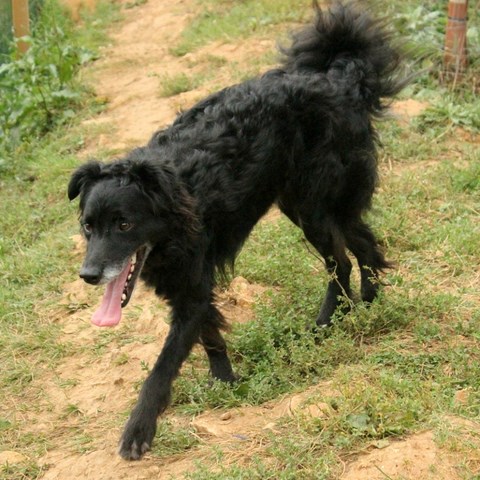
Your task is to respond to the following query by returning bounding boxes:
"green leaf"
[346,412,372,432]
[51,89,79,100]
[234,382,251,398]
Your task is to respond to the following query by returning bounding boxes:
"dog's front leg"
[118,304,203,460]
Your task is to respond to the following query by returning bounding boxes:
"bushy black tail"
[281,1,407,113]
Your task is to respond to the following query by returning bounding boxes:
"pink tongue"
[92,260,131,327]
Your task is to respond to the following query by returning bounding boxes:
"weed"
[64,403,84,417]
[125,0,148,9]
[415,93,480,132]
[0,462,46,480]
[150,420,199,458]
[113,352,130,366]
[158,72,205,97]
[191,54,228,69]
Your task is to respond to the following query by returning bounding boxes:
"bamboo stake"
[12,0,30,55]
[444,0,469,83]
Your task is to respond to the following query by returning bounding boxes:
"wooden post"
[12,0,30,55]
[444,0,468,81]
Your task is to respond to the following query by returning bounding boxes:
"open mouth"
[121,246,147,308]
[91,245,150,327]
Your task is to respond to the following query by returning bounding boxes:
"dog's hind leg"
[200,305,236,383]
[345,221,390,303]
[119,300,204,460]
[302,216,353,328]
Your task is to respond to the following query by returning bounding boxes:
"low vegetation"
[0,0,120,172]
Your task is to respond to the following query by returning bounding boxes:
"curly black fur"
[68,1,406,460]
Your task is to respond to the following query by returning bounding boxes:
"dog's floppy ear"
[127,159,183,213]
[126,159,165,198]
[68,161,103,200]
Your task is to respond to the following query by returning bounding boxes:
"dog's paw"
[315,319,332,329]
[314,312,333,329]
[118,438,150,461]
[118,414,156,460]
[209,371,240,386]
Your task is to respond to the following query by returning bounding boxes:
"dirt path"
[80,0,195,151]
[14,1,475,478]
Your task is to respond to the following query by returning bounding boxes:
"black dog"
[68,1,405,460]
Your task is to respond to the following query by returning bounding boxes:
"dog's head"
[68,155,199,326]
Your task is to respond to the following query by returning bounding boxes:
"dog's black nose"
[79,266,102,285]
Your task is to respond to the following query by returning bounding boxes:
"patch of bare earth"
[391,99,429,120]
[341,416,480,480]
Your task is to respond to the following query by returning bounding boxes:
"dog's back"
[141,2,405,254]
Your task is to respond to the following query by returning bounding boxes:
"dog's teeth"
[130,264,135,273]
[127,274,132,280]
[131,253,137,265]
[121,293,127,301]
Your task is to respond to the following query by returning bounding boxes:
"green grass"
[158,72,206,97]
[151,420,199,458]
[1,0,480,479]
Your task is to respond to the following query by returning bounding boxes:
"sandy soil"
[4,1,478,479]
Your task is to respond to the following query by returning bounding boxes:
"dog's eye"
[83,223,92,234]
[119,222,133,232]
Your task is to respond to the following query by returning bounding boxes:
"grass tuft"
[158,72,205,97]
